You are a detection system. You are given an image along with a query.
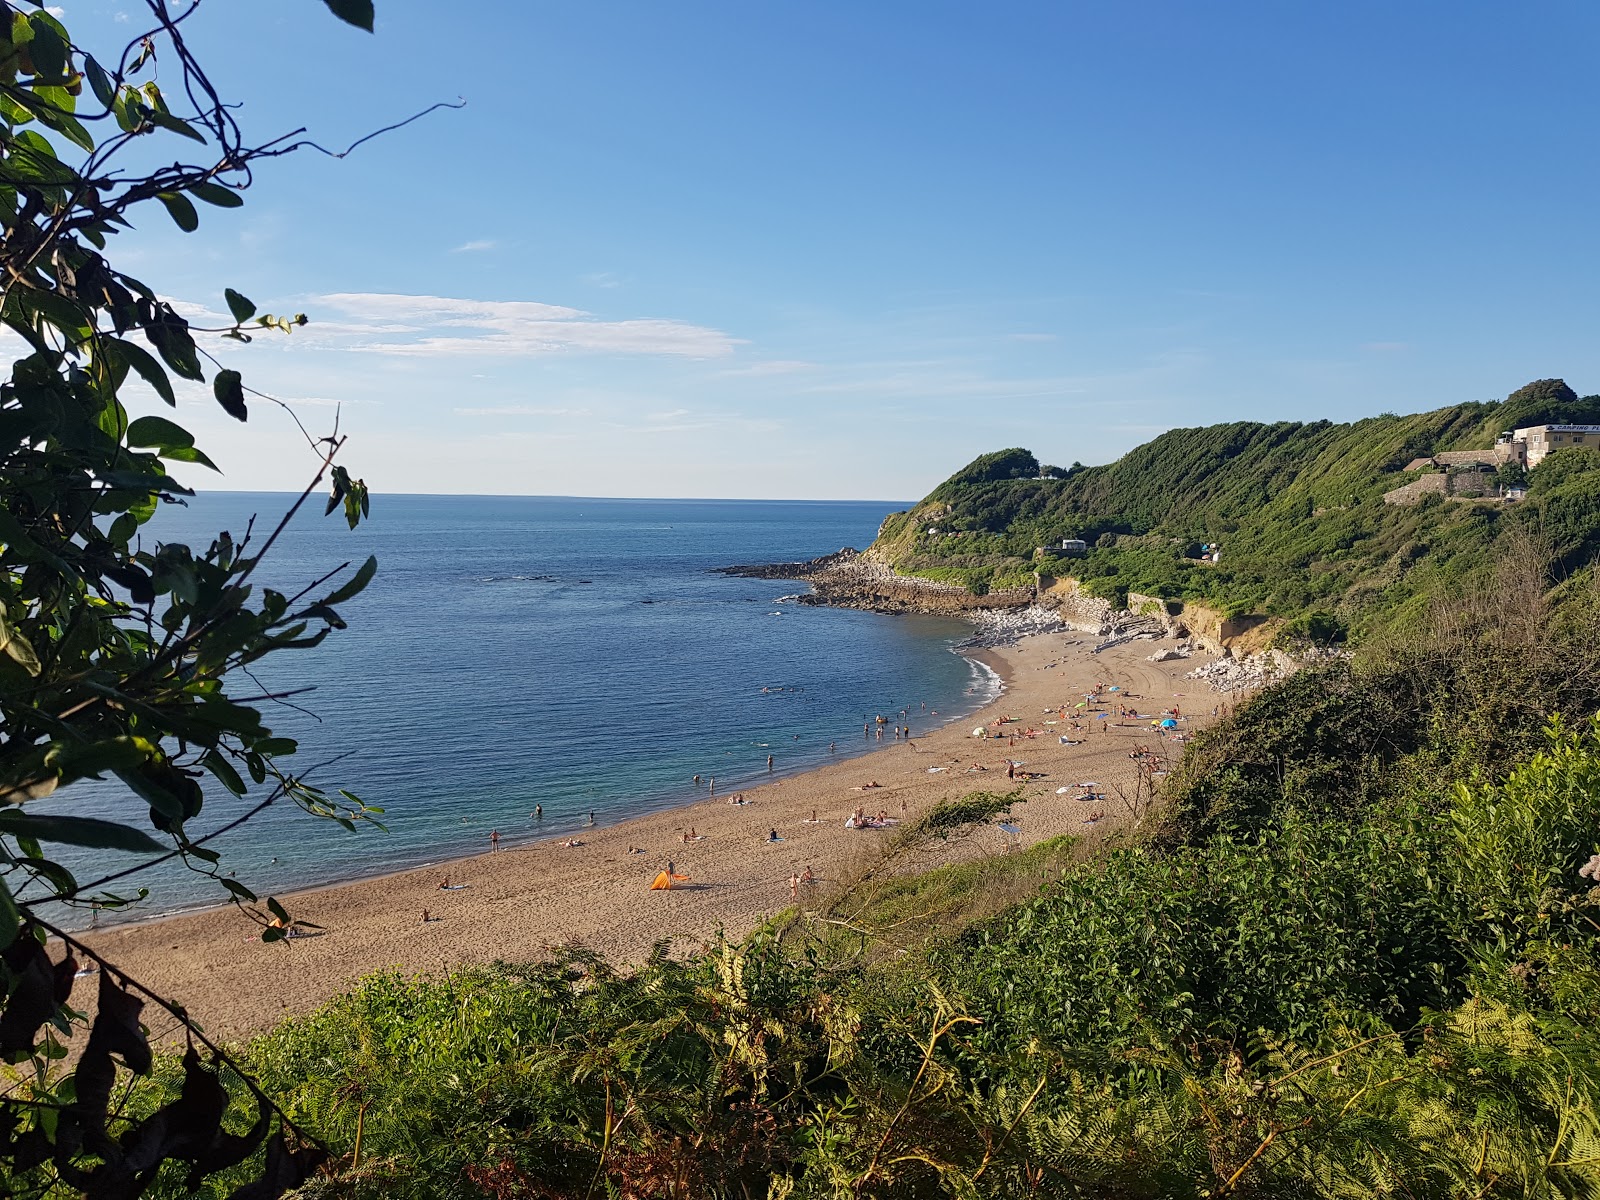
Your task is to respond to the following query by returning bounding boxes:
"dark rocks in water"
[714,548,860,579]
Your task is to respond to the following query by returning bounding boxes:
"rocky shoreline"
[719,553,1311,694]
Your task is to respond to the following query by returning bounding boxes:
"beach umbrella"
[998,823,1022,835]
[1097,713,1110,720]
[972,726,987,737]
[1074,702,1086,708]
[1161,718,1178,728]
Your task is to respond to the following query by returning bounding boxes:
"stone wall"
[1036,575,1115,630]
[1382,472,1451,506]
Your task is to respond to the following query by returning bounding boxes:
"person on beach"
[790,872,800,901]
[421,909,431,923]
[768,828,780,842]
[490,830,500,853]
[767,754,774,771]
[438,876,450,890]
[801,865,815,888]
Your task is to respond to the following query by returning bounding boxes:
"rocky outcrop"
[716,548,862,580]
[796,558,1034,615]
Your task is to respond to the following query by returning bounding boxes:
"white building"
[1499,424,1600,469]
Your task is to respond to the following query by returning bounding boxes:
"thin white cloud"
[717,359,816,377]
[648,408,690,421]
[313,293,740,359]
[452,239,496,253]
[582,272,622,289]
[453,405,589,417]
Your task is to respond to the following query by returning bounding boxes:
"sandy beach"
[83,632,1224,1041]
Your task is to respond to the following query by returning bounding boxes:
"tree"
[0,2,412,1194]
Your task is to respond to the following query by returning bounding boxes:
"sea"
[43,494,1001,926]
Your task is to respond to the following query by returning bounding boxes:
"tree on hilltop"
[0,1,440,1193]
[1499,377,1600,429]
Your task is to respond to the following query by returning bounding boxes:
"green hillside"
[871,379,1600,634]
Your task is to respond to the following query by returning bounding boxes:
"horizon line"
[179,488,917,506]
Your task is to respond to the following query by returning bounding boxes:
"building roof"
[1514,424,1600,436]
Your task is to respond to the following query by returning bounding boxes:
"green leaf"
[159,445,220,472]
[84,55,116,109]
[321,0,376,32]
[126,414,196,451]
[190,181,243,208]
[212,368,247,421]
[147,110,209,144]
[109,338,176,405]
[224,288,256,323]
[146,311,204,381]
[24,12,67,79]
[0,811,164,854]
[325,556,378,605]
[202,750,247,797]
[44,736,154,779]
[156,191,199,232]
[0,612,40,677]
[0,876,18,951]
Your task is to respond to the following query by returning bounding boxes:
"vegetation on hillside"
[33,544,1592,1199]
[871,380,1600,631]
[0,2,397,1195]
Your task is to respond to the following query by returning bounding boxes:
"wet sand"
[84,633,1223,1041]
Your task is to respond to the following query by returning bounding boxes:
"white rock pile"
[959,605,1074,648]
[1186,650,1294,693]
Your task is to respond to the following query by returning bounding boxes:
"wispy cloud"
[1006,333,1058,343]
[582,271,622,289]
[312,293,741,359]
[717,359,816,378]
[452,239,497,253]
[453,405,589,417]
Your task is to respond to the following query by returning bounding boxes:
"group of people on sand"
[844,805,898,830]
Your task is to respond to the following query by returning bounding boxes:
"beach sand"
[83,632,1225,1041]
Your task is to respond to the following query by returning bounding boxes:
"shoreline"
[84,632,1225,1040]
[86,641,1012,938]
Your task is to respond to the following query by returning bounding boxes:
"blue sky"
[61,1,1600,499]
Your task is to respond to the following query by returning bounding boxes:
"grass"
[794,834,1080,966]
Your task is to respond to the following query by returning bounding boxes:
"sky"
[51,1,1600,499]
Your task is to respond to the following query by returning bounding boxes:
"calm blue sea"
[45,494,997,924]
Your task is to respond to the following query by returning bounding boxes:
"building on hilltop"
[1500,424,1600,468]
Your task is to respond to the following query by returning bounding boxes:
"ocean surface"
[45,494,1000,925]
